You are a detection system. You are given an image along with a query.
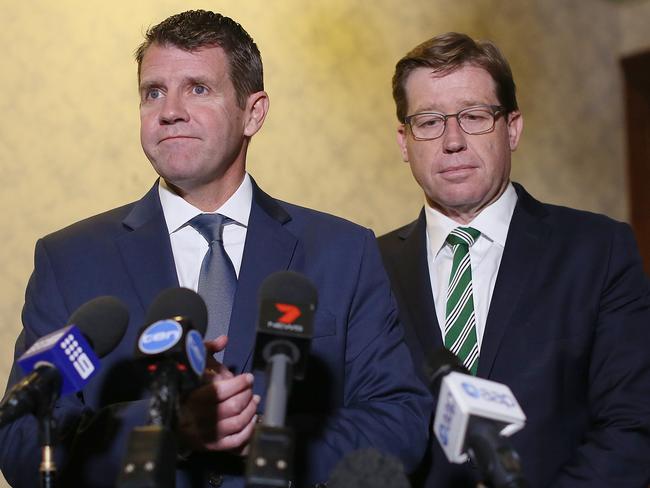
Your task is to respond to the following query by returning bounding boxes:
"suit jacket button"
[208,473,223,487]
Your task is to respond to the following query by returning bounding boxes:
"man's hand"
[178,336,260,452]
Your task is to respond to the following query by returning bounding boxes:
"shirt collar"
[425,182,517,255]
[158,173,253,235]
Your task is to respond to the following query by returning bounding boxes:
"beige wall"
[1,0,649,484]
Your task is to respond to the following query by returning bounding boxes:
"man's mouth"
[159,135,199,143]
[440,165,477,176]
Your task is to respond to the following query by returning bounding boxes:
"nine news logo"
[60,333,95,379]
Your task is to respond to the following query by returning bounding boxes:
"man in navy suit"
[379,32,650,487]
[0,10,430,487]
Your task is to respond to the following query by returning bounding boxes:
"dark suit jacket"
[378,183,650,488]
[0,179,431,488]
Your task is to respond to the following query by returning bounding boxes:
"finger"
[223,414,257,452]
[217,390,259,419]
[205,336,228,354]
[216,395,258,436]
[203,360,234,381]
[213,373,254,402]
[212,406,258,451]
[180,390,260,450]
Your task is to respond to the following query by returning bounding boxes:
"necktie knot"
[446,227,481,248]
[189,213,229,244]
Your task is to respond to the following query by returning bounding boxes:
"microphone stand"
[246,347,296,488]
[117,363,179,488]
[38,412,56,488]
[467,418,527,488]
[33,365,62,488]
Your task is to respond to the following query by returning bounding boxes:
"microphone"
[425,349,527,488]
[0,296,129,427]
[118,288,207,488]
[253,271,316,424]
[246,271,316,488]
[135,287,208,398]
[326,448,410,488]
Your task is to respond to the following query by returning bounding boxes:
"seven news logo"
[261,300,311,335]
[60,333,95,379]
[275,303,301,324]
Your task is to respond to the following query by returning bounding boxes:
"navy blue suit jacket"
[378,183,650,487]
[0,179,431,487]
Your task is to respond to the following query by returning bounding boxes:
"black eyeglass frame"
[403,104,506,141]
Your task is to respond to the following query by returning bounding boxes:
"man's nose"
[442,117,467,153]
[159,93,189,124]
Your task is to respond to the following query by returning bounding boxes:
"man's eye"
[192,85,207,95]
[463,113,488,121]
[416,117,443,128]
[146,89,162,100]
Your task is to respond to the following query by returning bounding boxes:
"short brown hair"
[135,10,263,108]
[392,32,518,123]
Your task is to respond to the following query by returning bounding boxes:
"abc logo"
[138,320,183,355]
[436,392,456,446]
[462,381,516,408]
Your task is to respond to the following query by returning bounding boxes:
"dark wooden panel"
[622,51,650,274]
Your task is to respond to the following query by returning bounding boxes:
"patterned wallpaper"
[1,0,649,484]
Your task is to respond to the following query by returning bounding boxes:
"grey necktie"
[189,213,237,361]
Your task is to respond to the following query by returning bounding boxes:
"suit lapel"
[393,211,444,360]
[478,184,550,377]
[116,183,179,315]
[223,181,298,373]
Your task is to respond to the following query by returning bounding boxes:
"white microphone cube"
[433,372,526,463]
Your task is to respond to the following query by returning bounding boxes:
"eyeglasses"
[404,105,505,141]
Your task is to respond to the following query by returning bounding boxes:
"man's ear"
[243,91,269,137]
[507,110,523,151]
[397,124,410,162]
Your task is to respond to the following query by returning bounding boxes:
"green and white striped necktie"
[444,227,481,375]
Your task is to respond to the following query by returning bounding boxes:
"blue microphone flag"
[18,325,100,396]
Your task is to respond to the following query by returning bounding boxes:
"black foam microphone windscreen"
[328,448,411,488]
[66,295,129,357]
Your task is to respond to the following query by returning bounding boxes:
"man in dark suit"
[379,32,650,487]
[0,10,430,487]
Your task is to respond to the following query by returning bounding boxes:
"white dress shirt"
[158,173,252,291]
[425,183,517,348]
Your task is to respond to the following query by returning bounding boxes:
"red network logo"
[275,303,301,324]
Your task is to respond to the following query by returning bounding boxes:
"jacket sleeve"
[551,222,650,487]
[290,229,432,486]
[0,238,89,487]
[0,239,149,488]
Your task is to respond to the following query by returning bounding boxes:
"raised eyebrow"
[139,80,164,94]
[184,76,214,89]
